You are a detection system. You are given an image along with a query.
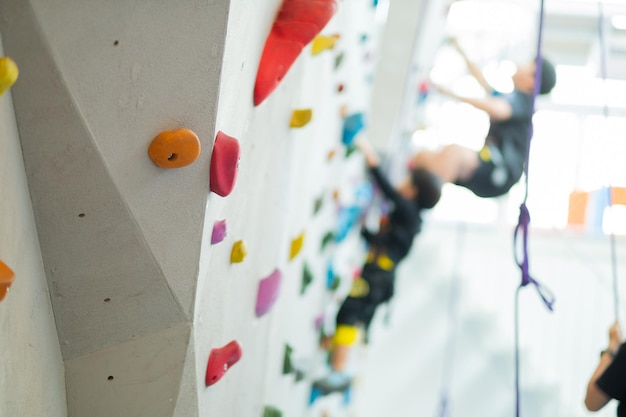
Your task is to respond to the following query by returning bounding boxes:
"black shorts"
[455,145,519,198]
[335,262,395,330]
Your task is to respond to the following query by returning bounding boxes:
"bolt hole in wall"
[113,40,118,46]
[107,376,114,381]
[78,213,85,218]
[103,297,111,303]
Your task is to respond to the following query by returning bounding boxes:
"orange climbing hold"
[290,109,313,128]
[210,131,240,197]
[148,128,201,169]
[311,34,340,55]
[253,0,339,106]
[0,260,15,302]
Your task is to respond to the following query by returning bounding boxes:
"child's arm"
[585,321,623,411]
[451,38,494,94]
[354,137,406,206]
[434,84,512,121]
[354,137,380,168]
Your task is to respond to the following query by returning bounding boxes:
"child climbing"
[312,136,442,397]
[410,38,557,198]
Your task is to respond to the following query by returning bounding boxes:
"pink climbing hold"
[253,0,339,106]
[210,131,240,197]
[255,269,283,317]
[211,220,227,244]
[205,340,243,387]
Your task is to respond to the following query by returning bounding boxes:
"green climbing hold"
[282,344,294,374]
[345,145,357,158]
[321,231,335,251]
[263,405,283,417]
[313,195,324,215]
[301,262,314,295]
[334,52,345,70]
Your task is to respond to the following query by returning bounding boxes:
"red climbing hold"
[210,131,240,197]
[253,0,338,106]
[205,340,243,387]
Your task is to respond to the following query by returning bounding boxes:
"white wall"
[0,38,67,417]
[194,1,380,415]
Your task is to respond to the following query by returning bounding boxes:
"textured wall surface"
[0,0,381,416]
[4,1,619,417]
[0,36,67,417]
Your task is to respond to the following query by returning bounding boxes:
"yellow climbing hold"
[290,109,313,128]
[289,232,305,260]
[311,35,340,55]
[231,240,247,264]
[0,57,19,97]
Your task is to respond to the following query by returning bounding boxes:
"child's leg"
[330,324,360,371]
[411,144,479,183]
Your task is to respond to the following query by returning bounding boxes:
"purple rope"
[513,204,555,310]
[513,1,555,416]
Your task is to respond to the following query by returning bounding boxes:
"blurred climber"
[410,38,557,198]
[585,321,626,416]
[312,136,442,397]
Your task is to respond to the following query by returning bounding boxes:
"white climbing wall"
[3,1,624,417]
[0,36,67,417]
[0,0,384,416]
[195,1,381,415]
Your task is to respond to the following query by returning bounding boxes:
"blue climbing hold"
[336,205,361,242]
[342,113,365,146]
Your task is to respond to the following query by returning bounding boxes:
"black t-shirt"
[486,90,533,183]
[597,343,626,416]
[360,166,422,265]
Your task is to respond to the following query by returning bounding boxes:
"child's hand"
[355,137,380,168]
[431,81,454,98]
[609,321,622,351]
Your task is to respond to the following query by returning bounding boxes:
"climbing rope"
[597,0,620,322]
[438,222,466,417]
[512,0,555,416]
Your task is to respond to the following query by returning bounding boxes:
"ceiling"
[542,0,626,79]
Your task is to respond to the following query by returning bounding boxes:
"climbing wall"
[0,36,67,417]
[0,0,384,416]
[196,1,381,416]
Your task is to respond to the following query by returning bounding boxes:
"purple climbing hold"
[211,220,227,244]
[255,269,283,317]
